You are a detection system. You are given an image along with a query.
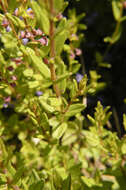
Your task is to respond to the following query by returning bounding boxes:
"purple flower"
[14,8,19,16]
[22,38,29,45]
[35,28,43,36]
[10,82,16,87]
[6,26,11,32]
[7,66,14,71]
[3,103,8,108]
[19,16,24,20]
[2,19,9,27]
[27,8,34,18]
[4,96,11,103]
[11,75,17,81]
[37,37,48,46]
[76,73,83,83]
[35,91,43,96]
[20,31,26,39]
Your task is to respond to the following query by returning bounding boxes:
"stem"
[103,4,124,59]
[49,0,60,97]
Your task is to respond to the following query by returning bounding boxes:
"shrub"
[0,0,126,189]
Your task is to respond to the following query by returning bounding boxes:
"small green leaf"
[29,180,44,190]
[53,73,70,84]
[62,175,71,190]
[81,176,96,187]
[123,114,126,131]
[13,166,26,184]
[55,30,68,55]
[23,69,33,77]
[26,47,51,78]
[30,1,49,35]
[65,104,85,118]
[54,0,64,12]
[53,122,67,139]
[112,0,121,21]
[52,169,63,188]
[40,112,50,131]
[39,97,55,113]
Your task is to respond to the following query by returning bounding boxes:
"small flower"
[6,25,11,32]
[2,19,9,27]
[25,31,32,39]
[70,50,75,59]
[56,13,63,20]
[75,48,82,56]
[37,36,48,46]
[7,66,14,71]
[10,82,16,87]
[123,1,126,9]
[14,8,19,16]
[35,91,43,96]
[76,73,83,83]
[22,38,29,45]
[19,16,24,20]
[20,31,26,39]
[35,28,43,36]
[4,96,11,103]
[11,75,17,81]
[3,103,8,108]
[27,8,34,18]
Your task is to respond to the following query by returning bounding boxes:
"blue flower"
[22,38,29,45]
[6,26,11,32]
[3,103,8,108]
[35,91,43,96]
[76,73,83,83]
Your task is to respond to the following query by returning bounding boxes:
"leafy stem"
[49,0,60,97]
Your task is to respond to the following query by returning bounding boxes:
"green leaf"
[39,97,55,113]
[23,69,33,77]
[54,73,70,84]
[52,169,63,188]
[6,12,18,26]
[30,1,49,35]
[81,176,96,187]
[13,166,26,184]
[29,180,44,190]
[40,112,50,131]
[65,104,85,118]
[55,18,67,36]
[0,13,4,22]
[62,175,71,190]
[12,15,25,28]
[54,0,64,12]
[28,81,39,89]
[0,51,6,65]
[123,114,126,131]
[112,0,121,21]
[26,47,51,78]
[55,30,68,55]
[53,122,67,139]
